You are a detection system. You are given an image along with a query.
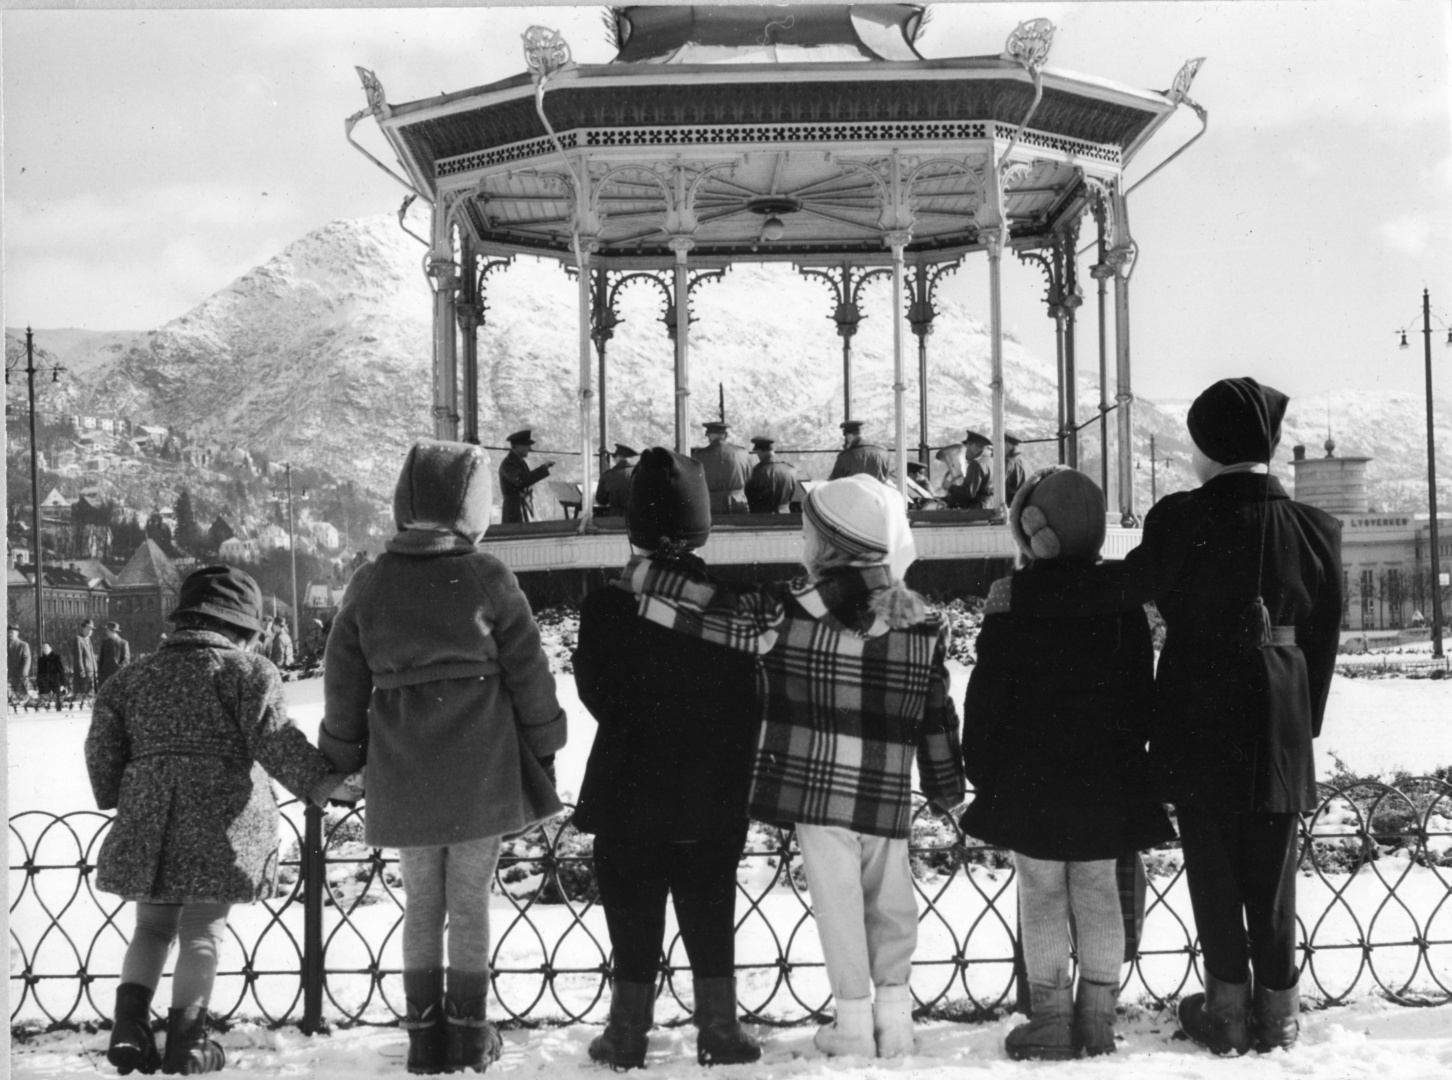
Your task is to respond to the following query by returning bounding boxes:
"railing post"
[301,803,325,1034]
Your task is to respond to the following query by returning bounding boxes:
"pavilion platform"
[481,513,1143,607]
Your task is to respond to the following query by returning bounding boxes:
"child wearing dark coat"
[962,467,1174,1060]
[320,440,568,1075]
[86,566,348,1075]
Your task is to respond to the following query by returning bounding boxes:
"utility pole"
[7,329,62,645]
[1420,290,1444,658]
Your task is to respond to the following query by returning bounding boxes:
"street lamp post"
[1135,432,1174,507]
[272,463,302,645]
[5,328,63,645]
[1400,289,1448,659]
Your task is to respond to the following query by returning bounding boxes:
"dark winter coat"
[594,461,635,516]
[1009,473,1342,814]
[572,563,759,840]
[36,651,67,693]
[1003,453,1028,508]
[691,441,752,515]
[85,629,334,904]
[945,457,992,509]
[960,563,1175,861]
[98,633,132,686]
[319,532,568,848]
[745,459,800,513]
[828,442,892,483]
[498,452,552,524]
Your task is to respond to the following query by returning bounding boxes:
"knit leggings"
[1014,854,1123,986]
[398,836,502,972]
[119,901,232,1009]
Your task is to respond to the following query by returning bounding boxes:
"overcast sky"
[3,1,1451,405]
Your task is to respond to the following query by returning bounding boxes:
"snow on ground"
[8,671,1452,1075]
[9,995,1452,1079]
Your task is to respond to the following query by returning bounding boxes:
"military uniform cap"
[906,461,929,477]
[506,429,536,446]
[1004,432,1022,446]
[750,436,775,451]
[964,428,990,446]
[840,420,864,435]
[702,421,729,435]
[612,443,639,458]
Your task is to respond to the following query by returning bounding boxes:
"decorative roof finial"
[355,67,387,117]
[1168,57,1206,106]
[523,26,573,83]
[1003,18,1055,74]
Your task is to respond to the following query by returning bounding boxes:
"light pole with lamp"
[5,328,64,646]
[1398,289,1450,659]
[1136,432,1175,507]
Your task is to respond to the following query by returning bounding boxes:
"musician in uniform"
[945,429,994,510]
[498,429,556,524]
[690,422,752,515]
[595,443,638,517]
[744,437,800,514]
[827,420,892,483]
[1004,432,1028,508]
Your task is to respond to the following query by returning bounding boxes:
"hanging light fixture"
[761,215,786,242]
[1399,330,1409,349]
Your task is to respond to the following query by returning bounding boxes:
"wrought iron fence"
[10,777,1452,1032]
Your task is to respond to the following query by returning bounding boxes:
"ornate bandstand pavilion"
[346,4,1206,594]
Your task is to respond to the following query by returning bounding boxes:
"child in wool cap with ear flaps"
[320,440,568,1075]
[962,467,1174,1060]
[86,565,358,1076]
[623,473,966,1060]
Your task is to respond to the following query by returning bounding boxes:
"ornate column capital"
[668,236,696,259]
[883,230,912,250]
[454,302,483,332]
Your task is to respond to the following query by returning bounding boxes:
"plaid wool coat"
[623,557,965,840]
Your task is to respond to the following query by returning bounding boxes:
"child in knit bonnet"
[962,466,1173,1060]
[623,473,965,1060]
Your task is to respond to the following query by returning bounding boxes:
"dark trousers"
[592,826,748,984]
[1176,806,1300,991]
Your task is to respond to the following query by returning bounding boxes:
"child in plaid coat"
[625,474,965,1059]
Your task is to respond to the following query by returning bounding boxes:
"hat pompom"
[1009,466,1105,562]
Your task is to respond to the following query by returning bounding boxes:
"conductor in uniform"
[827,420,892,483]
[594,443,638,517]
[945,428,994,509]
[691,421,752,515]
[499,429,556,524]
[743,437,800,514]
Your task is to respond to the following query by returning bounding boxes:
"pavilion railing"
[10,777,1452,1032]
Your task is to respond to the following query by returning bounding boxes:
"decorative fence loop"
[10,777,1452,1030]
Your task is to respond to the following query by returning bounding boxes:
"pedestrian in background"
[98,621,132,687]
[573,448,762,1069]
[36,643,67,708]
[8,624,32,698]
[70,618,98,698]
[321,439,567,1074]
[87,565,349,1076]
[268,617,294,669]
[623,474,965,1060]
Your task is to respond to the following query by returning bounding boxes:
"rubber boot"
[1004,978,1075,1061]
[160,1008,225,1075]
[813,996,875,1057]
[445,969,503,1073]
[588,980,655,1070]
[1178,971,1251,1056]
[402,968,447,1075]
[692,976,761,1066]
[872,983,916,1059]
[1073,978,1119,1057]
[108,983,161,1075]
[1251,982,1301,1053]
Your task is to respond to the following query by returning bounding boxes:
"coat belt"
[373,660,501,689]
[1268,625,1297,647]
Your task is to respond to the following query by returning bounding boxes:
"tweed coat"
[572,560,759,839]
[593,461,635,516]
[744,459,800,513]
[320,533,568,848]
[623,557,965,839]
[828,441,892,483]
[8,637,31,686]
[70,631,97,691]
[1008,473,1342,814]
[85,629,334,904]
[690,441,752,514]
[97,633,131,685]
[960,562,1175,861]
[498,452,552,523]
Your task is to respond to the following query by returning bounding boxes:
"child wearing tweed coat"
[86,565,348,1076]
[625,474,966,1060]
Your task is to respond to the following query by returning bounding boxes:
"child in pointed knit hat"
[320,439,567,1074]
[621,473,966,1061]
[961,467,1174,1061]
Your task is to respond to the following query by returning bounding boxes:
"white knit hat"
[802,475,917,581]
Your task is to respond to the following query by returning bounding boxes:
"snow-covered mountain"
[9,213,1450,511]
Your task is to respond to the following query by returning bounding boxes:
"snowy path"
[10,996,1452,1079]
